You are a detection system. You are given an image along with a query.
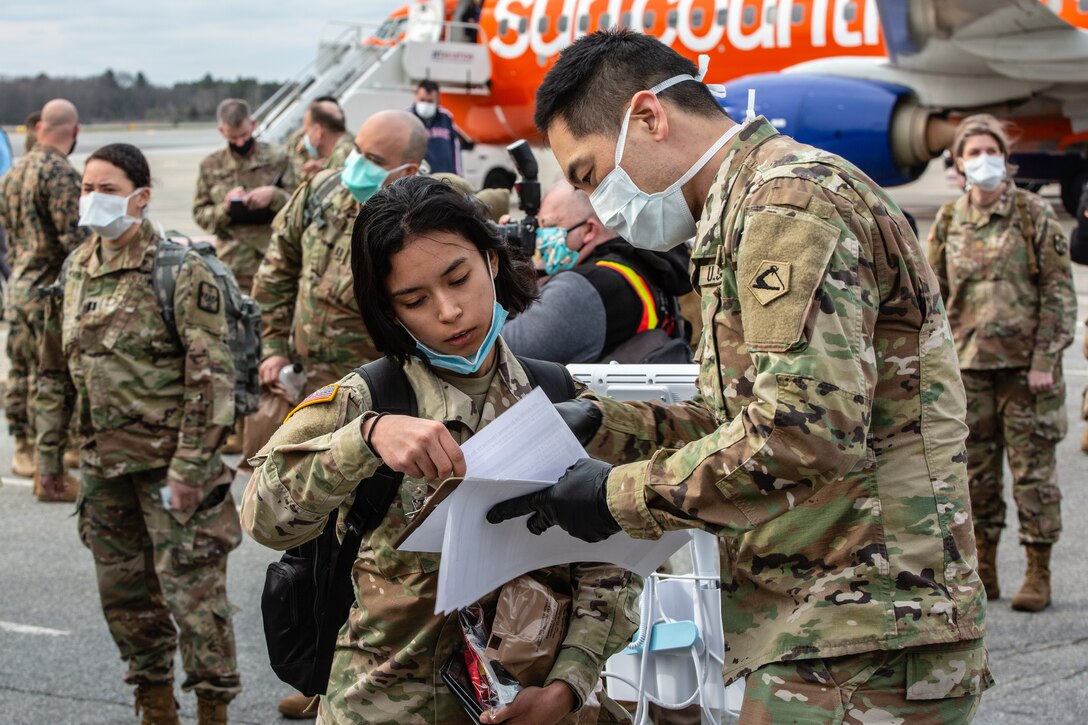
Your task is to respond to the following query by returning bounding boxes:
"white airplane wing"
[784,0,1088,132]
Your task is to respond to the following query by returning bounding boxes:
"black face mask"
[68,136,78,155]
[229,137,255,156]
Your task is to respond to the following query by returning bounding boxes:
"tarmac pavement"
[1,130,1087,723]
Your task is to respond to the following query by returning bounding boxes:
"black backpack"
[260,355,576,697]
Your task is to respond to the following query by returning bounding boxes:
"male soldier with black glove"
[489,30,991,723]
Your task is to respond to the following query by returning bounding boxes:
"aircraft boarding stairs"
[253,4,492,147]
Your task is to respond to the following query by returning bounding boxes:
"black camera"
[496,140,540,258]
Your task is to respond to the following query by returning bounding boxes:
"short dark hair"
[535,28,722,137]
[351,175,538,364]
[417,79,440,95]
[308,100,346,134]
[86,143,151,189]
[313,95,340,105]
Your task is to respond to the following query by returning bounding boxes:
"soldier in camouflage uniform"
[0,99,89,478]
[928,115,1075,614]
[242,177,640,724]
[36,144,241,725]
[282,97,355,192]
[252,109,428,397]
[192,98,289,294]
[489,31,991,723]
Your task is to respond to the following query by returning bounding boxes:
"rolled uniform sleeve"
[251,182,310,361]
[166,255,235,488]
[241,381,383,549]
[1030,202,1076,373]
[545,565,641,709]
[600,179,877,540]
[35,285,75,476]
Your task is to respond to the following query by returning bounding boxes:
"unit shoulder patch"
[197,281,221,314]
[1054,233,1068,256]
[284,383,340,422]
[748,261,791,305]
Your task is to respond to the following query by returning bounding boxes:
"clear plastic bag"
[458,604,523,711]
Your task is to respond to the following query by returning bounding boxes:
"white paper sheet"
[399,387,588,553]
[434,478,692,614]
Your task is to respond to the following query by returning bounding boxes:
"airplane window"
[717,8,728,25]
[519,17,529,33]
[579,14,590,31]
[537,16,548,33]
[844,1,857,22]
[692,8,705,29]
[559,15,570,32]
[743,6,756,25]
[601,12,612,28]
[643,11,656,29]
[1079,0,1087,10]
[621,11,632,27]
[667,9,678,27]
[792,4,804,23]
[498,18,509,35]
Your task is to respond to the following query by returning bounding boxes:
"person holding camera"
[503,179,692,364]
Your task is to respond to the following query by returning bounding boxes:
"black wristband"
[365,412,388,456]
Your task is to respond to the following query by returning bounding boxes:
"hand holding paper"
[486,458,621,543]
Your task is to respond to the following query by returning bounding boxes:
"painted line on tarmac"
[0,620,70,637]
[0,475,31,487]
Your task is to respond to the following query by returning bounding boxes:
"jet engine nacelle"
[719,74,951,188]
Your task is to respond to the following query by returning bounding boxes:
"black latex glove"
[554,399,603,447]
[486,458,621,543]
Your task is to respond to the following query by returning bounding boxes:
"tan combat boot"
[278,692,318,719]
[196,695,229,725]
[975,535,1000,600]
[1081,428,1088,454]
[134,683,180,725]
[1011,544,1052,612]
[63,447,80,469]
[11,436,35,478]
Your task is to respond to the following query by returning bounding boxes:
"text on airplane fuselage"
[488,0,883,60]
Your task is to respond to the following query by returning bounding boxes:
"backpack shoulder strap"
[341,357,418,538]
[516,356,576,403]
[1014,190,1040,277]
[151,237,189,337]
[303,169,345,230]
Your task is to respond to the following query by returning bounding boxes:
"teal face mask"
[536,220,587,275]
[402,254,509,375]
[303,132,319,159]
[340,150,408,204]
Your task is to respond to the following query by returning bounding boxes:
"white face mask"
[963,154,1006,193]
[415,101,438,120]
[79,189,145,240]
[589,60,740,252]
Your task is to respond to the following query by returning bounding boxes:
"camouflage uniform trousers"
[78,467,242,700]
[737,641,992,724]
[962,367,1065,545]
[4,299,44,438]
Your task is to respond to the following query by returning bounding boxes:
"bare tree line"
[0,70,282,125]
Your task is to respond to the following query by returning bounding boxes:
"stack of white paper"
[398,387,691,614]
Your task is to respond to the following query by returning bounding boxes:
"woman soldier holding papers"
[241,175,640,725]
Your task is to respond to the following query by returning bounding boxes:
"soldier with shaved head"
[0,98,90,480]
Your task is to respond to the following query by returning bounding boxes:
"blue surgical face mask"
[303,132,319,159]
[341,149,409,204]
[536,221,586,275]
[402,253,509,375]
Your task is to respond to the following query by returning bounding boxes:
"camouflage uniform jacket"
[283,130,355,191]
[242,339,641,722]
[580,118,986,684]
[192,141,289,283]
[36,220,236,486]
[251,171,380,367]
[0,144,90,310]
[927,187,1075,372]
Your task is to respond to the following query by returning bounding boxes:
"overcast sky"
[0,1,407,84]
